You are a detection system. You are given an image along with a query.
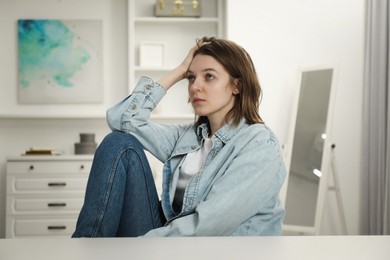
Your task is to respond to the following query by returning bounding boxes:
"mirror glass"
[283,68,333,232]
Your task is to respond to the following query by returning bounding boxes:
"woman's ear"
[232,79,240,95]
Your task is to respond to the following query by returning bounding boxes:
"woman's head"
[190,37,264,127]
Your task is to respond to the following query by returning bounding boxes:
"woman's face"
[187,54,238,123]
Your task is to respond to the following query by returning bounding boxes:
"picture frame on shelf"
[139,41,165,67]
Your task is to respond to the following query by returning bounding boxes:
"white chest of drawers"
[6,155,93,238]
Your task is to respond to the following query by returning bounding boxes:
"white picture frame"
[139,41,165,67]
[17,19,103,104]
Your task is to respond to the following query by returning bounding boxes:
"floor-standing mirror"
[282,68,336,235]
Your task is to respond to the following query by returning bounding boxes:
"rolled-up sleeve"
[106,76,192,162]
[107,76,166,131]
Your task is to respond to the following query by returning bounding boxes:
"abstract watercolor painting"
[17,19,103,104]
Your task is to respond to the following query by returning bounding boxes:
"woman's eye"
[206,74,215,80]
[187,75,195,82]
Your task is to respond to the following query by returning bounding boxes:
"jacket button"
[131,104,137,110]
[145,84,152,90]
[191,145,196,150]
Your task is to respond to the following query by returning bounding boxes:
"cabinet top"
[7,155,94,162]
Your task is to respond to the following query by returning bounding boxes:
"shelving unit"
[128,0,225,122]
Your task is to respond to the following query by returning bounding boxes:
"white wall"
[0,0,127,238]
[227,0,364,235]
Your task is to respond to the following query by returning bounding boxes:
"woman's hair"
[192,36,264,128]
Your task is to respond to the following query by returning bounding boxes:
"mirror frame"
[281,65,338,235]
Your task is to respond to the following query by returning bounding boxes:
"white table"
[0,236,389,260]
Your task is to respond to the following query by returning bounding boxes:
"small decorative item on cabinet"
[74,133,97,155]
[155,0,201,17]
[23,147,64,156]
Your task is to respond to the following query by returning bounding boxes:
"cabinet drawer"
[8,176,88,194]
[7,160,92,175]
[7,217,77,237]
[7,197,84,215]
[6,156,93,238]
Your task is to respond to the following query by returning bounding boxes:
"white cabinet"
[6,156,93,238]
[128,0,225,122]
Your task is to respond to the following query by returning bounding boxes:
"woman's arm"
[106,77,192,162]
[106,40,204,161]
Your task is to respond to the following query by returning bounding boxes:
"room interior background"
[0,0,364,238]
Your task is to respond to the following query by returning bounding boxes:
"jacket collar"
[196,118,248,144]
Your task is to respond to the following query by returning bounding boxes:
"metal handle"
[47,226,66,230]
[48,182,67,187]
[48,202,67,207]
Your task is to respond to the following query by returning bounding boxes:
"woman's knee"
[98,131,143,154]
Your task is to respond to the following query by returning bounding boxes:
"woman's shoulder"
[240,123,281,147]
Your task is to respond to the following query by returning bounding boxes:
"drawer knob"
[47,226,66,230]
[48,202,67,207]
[29,165,34,170]
[80,164,85,170]
[48,182,67,187]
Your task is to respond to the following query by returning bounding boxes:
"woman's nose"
[191,79,202,92]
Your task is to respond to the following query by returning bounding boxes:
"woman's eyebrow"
[203,68,218,73]
[187,68,218,74]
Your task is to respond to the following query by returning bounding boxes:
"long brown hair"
[192,37,264,128]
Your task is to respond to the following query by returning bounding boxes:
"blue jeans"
[72,131,166,237]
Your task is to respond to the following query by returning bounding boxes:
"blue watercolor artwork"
[17,19,103,104]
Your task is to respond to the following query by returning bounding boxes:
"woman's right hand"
[157,38,207,90]
[178,38,205,75]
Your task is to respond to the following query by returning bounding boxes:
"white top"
[173,138,213,210]
[0,236,389,260]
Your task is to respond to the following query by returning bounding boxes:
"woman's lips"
[193,98,204,104]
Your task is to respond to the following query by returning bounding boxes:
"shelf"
[0,113,106,120]
[7,155,94,161]
[0,112,194,122]
[134,17,219,23]
[135,66,172,72]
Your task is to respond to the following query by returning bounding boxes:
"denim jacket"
[107,76,286,236]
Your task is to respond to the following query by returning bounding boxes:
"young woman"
[72,37,286,237]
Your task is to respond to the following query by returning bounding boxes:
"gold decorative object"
[158,0,165,10]
[173,0,184,15]
[155,0,201,17]
[192,0,199,9]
